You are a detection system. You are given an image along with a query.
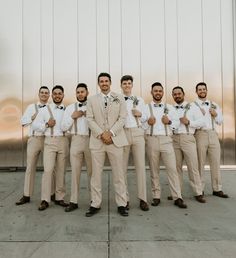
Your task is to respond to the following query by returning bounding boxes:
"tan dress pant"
[123,128,147,202]
[172,134,203,195]
[90,144,127,208]
[146,135,182,200]
[41,136,69,202]
[23,136,44,196]
[70,135,92,204]
[195,130,222,191]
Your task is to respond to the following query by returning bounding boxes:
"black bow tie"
[154,104,162,107]
[56,105,64,110]
[38,104,46,108]
[78,102,86,107]
[202,101,209,106]
[124,96,131,101]
[175,105,184,109]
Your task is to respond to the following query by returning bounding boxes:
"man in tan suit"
[86,72,128,217]
[194,82,229,198]
[120,75,149,211]
[16,86,51,205]
[33,85,69,210]
[144,82,187,208]
[172,86,205,203]
[61,83,92,212]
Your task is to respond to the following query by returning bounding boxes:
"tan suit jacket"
[87,92,128,148]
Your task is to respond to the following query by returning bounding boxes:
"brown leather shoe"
[55,200,69,207]
[213,191,229,198]
[65,202,78,212]
[38,200,49,211]
[174,198,187,209]
[151,198,160,206]
[118,206,129,216]
[195,195,206,203]
[16,196,30,205]
[85,206,101,217]
[140,200,149,211]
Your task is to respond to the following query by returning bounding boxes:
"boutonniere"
[184,103,191,111]
[110,95,120,104]
[131,96,139,107]
[164,106,169,115]
[211,103,217,109]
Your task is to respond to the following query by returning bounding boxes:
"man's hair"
[39,86,49,93]
[98,72,111,83]
[196,82,207,91]
[76,83,88,91]
[120,75,133,84]
[172,86,185,94]
[52,85,64,93]
[151,82,163,89]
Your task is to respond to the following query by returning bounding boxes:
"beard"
[77,97,87,103]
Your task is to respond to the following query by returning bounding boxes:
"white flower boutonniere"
[111,95,120,104]
[164,106,169,115]
[131,96,139,107]
[184,103,191,111]
[211,103,217,109]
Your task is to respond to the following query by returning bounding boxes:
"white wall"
[0,0,235,166]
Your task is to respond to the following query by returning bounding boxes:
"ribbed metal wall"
[0,0,235,167]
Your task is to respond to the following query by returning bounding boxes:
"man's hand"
[101,131,113,145]
[132,109,142,117]
[47,119,56,127]
[161,115,171,125]
[209,108,217,118]
[71,110,84,119]
[179,116,189,125]
[148,116,156,125]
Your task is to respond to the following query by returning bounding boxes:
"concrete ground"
[0,169,236,258]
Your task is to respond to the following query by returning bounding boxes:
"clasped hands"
[101,130,113,145]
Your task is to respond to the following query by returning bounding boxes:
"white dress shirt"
[194,99,223,130]
[123,95,146,128]
[143,101,179,135]
[173,101,205,134]
[61,102,89,135]
[21,102,47,136]
[32,103,66,136]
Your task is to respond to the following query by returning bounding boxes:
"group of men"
[16,72,229,217]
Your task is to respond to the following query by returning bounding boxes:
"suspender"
[132,97,140,127]
[210,101,215,130]
[73,103,78,135]
[148,104,154,136]
[183,103,190,135]
[163,104,168,136]
[47,105,54,137]
[32,104,39,136]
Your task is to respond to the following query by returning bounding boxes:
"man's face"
[151,85,164,102]
[38,88,50,103]
[52,88,64,104]
[76,87,88,102]
[172,88,185,104]
[98,76,111,93]
[121,80,133,95]
[196,85,207,99]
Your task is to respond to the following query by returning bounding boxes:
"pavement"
[0,169,236,258]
